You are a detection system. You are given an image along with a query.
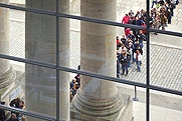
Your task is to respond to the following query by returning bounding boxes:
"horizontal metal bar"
[58,13,182,37]
[0,54,146,88]
[149,85,182,96]
[0,3,182,37]
[0,54,56,69]
[0,105,56,121]
[57,66,147,88]
[149,28,182,37]
[0,54,181,96]
[57,13,145,30]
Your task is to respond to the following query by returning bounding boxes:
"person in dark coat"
[9,98,20,118]
[0,101,6,121]
[7,113,19,121]
[138,30,146,48]
[117,52,121,78]
[120,51,129,76]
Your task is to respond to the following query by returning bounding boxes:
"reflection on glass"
[25,65,56,117]
[25,64,70,120]
[25,12,56,64]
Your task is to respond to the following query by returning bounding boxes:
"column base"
[71,94,134,121]
[0,71,24,104]
[0,66,16,89]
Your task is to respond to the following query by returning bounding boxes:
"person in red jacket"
[141,21,147,35]
[124,28,131,37]
[121,14,130,24]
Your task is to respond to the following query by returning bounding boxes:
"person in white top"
[118,44,127,54]
[134,49,142,72]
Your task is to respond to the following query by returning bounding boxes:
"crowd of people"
[116,30,144,77]
[0,98,25,121]
[117,0,179,77]
[150,0,179,32]
[122,0,179,33]
[9,98,25,121]
[70,74,81,102]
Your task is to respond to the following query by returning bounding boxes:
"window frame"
[0,1,182,121]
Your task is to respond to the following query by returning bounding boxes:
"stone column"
[71,0,133,121]
[72,0,129,120]
[25,0,70,120]
[0,0,16,90]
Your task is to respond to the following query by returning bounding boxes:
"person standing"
[151,0,158,8]
[122,14,130,30]
[158,0,165,6]
[166,9,172,24]
[7,113,19,121]
[116,52,121,78]
[128,10,134,18]
[116,36,122,50]
[137,30,146,48]
[121,14,130,24]
[153,16,161,35]
[159,11,167,30]
[0,101,6,121]
[134,50,142,72]
[160,15,167,30]
[9,98,20,117]
[126,43,133,67]
[120,51,129,76]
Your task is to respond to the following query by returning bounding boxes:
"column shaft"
[25,0,70,120]
[73,0,124,117]
[0,0,16,90]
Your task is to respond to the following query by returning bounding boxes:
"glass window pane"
[25,64,56,117]
[117,83,146,121]
[151,90,182,121]
[1,0,182,120]
[150,35,182,90]
[0,59,70,120]
[9,9,72,67]
[25,12,56,64]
